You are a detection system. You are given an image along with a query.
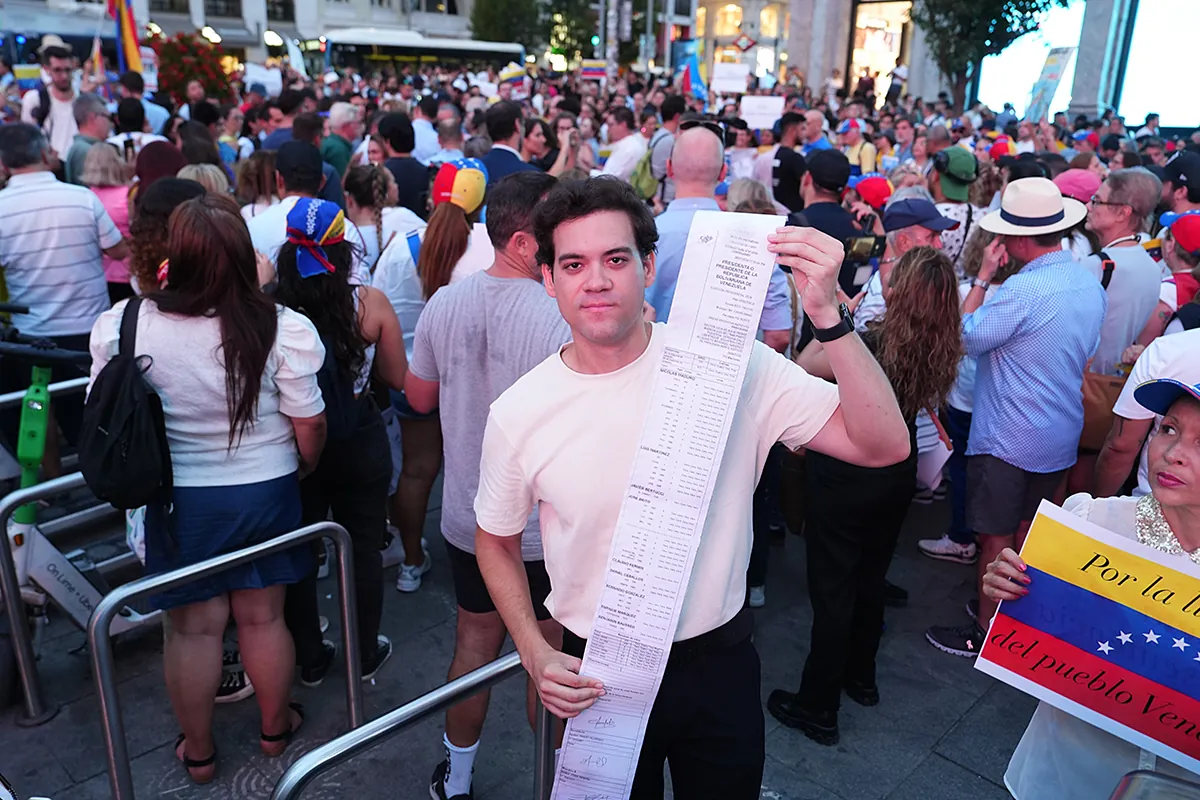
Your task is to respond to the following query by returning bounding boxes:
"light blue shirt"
[802,136,834,157]
[412,118,439,166]
[647,197,791,331]
[964,250,1107,473]
[430,147,464,166]
[141,97,170,135]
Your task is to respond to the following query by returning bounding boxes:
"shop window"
[204,0,242,16]
[849,0,911,106]
[695,6,706,38]
[267,0,294,20]
[760,4,779,39]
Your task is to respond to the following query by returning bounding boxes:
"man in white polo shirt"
[0,123,127,473]
[474,178,911,797]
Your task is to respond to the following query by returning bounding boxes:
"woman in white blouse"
[89,194,328,783]
[984,378,1200,798]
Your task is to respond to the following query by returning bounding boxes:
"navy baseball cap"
[882,199,960,233]
[1134,379,1200,416]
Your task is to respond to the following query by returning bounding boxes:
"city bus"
[307,27,525,75]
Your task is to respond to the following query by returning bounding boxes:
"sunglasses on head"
[679,119,724,139]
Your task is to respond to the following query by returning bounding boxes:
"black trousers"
[562,612,764,800]
[285,401,391,667]
[797,449,916,712]
[747,444,784,589]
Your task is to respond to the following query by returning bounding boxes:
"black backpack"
[79,298,174,509]
[314,333,364,446]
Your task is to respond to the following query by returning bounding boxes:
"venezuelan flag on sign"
[107,0,143,74]
[680,54,707,104]
[976,500,1200,774]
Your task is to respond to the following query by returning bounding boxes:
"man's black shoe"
[884,579,908,608]
[767,689,839,746]
[843,679,880,707]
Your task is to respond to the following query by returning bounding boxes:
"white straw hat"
[37,34,72,53]
[978,176,1087,237]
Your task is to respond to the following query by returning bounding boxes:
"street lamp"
[201,26,222,44]
[264,29,285,47]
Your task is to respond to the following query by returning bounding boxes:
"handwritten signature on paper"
[579,754,609,768]
[588,716,617,729]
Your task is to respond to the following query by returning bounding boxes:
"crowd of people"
[1,35,1200,800]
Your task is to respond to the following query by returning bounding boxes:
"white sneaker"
[396,543,432,593]
[317,538,335,579]
[319,615,329,634]
[380,526,406,569]
[917,534,978,564]
[748,585,766,608]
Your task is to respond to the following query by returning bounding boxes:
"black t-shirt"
[772,147,806,213]
[384,156,431,220]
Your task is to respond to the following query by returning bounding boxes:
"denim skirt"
[145,473,313,610]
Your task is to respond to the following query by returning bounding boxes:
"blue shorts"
[390,389,438,421]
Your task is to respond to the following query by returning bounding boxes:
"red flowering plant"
[147,32,234,107]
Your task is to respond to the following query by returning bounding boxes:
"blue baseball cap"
[1134,379,1200,416]
[882,198,960,233]
[715,181,730,197]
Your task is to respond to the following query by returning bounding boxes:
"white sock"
[443,734,479,797]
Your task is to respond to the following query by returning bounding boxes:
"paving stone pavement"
[0,496,1039,800]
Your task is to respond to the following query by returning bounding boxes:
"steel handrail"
[272,650,557,800]
[0,376,89,410]
[88,521,364,800]
[0,471,89,725]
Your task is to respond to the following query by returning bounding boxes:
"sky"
[975,0,1199,128]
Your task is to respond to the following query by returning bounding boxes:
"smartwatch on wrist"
[812,303,854,344]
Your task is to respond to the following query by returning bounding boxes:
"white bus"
[310,27,525,74]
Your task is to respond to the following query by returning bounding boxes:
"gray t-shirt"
[649,128,676,203]
[409,271,572,559]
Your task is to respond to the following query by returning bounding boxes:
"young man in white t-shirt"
[20,46,79,159]
[403,171,571,800]
[473,178,911,795]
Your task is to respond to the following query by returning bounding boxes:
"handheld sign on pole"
[1026,47,1076,122]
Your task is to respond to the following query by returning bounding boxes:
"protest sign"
[976,499,1200,774]
[711,62,750,95]
[1026,47,1075,122]
[739,96,784,131]
[243,63,283,97]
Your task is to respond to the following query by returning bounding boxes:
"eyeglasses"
[1087,195,1129,208]
[679,119,723,139]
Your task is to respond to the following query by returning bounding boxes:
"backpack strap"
[1098,251,1116,290]
[1176,303,1200,331]
[118,297,143,360]
[32,85,51,129]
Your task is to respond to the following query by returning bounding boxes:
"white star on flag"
[1145,630,1161,644]
[1097,641,1113,655]
[1174,637,1191,651]
[1117,632,1133,644]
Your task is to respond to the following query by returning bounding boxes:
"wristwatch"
[812,303,854,344]
[970,277,991,291]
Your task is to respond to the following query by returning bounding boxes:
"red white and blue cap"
[846,172,893,211]
[1135,379,1200,416]
[836,119,862,135]
[431,158,488,213]
[1159,210,1200,255]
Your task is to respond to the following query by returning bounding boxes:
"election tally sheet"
[550,210,784,799]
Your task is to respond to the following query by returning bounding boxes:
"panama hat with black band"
[978,176,1087,237]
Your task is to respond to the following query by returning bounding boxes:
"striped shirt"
[964,250,1107,473]
[0,171,121,336]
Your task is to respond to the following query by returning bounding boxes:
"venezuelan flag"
[580,59,606,81]
[977,500,1200,774]
[680,54,707,104]
[107,0,143,74]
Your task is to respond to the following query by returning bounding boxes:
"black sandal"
[260,702,305,756]
[174,733,217,784]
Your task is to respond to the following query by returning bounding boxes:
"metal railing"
[272,650,557,800]
[88,521,365,800]
[0,376,88,411]
[1110,770,1200,798]
[0,472,90,726]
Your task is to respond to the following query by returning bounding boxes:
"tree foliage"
[546,0,596,64]
[908,0,1070,111]
[148,32,233,107]
[470,0,544,53]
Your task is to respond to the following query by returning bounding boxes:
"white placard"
[285,38,309,79]
[478,81,498,98]
[243,63,283,98]
[711,62,751,95]
[550,211,782,799]
[739,95,785,130]
[139,46,158,92]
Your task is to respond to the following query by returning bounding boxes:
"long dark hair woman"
[127,178,206,293]
[88,193,328,782]
[272,198,409,683]
[769,246,963,745]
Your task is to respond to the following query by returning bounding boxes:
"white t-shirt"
[246,195,371,286]
[1082,244,1163,376]
[88,301,326,487]
[1112,328,1200,496]
[107,132,169,157]
[1005,493,1200,800]
[473,324,840,640]
[354,205,427,274]
[601,133,648,182]
[21,89,78,158]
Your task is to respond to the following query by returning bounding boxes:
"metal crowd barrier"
[0,471,90,726]
[272,650,558,800]
[1110,770,1200,798]
[0,376,89,410]
[87,521,365,800]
